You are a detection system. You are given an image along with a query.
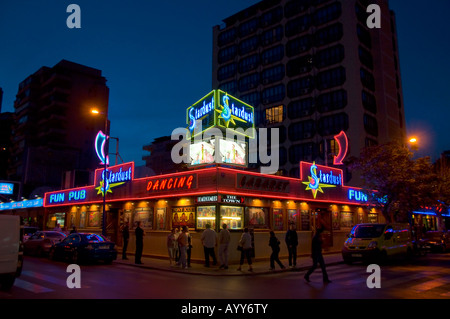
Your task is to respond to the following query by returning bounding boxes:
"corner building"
[212,0,406,183]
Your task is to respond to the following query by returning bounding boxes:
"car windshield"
[46,232,66,238]
[351,224,386,238]
[81,234,106,242]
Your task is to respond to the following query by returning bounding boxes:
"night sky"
[0,0,449,166]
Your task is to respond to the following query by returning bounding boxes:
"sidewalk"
[114,252,344,276]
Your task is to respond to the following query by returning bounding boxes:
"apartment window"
[238,54,259,73]
[284,0,308,19]
[313,2,342,26]
[265,105,284,124]
[288,120,315,141]
[261,64,285,84]
[218,28,237,47]
[261,45,284,65]
[260,26,283,47]
[316,89,347,113]
[318,112,349,136]
[319,138,340,159]
[316,67,346,90]
[260,6,283,27]
[217,63,237,81]
[286,35,312,57]
[360,68,375,91]
[218,45,237,64]
[289,143,316,164]
[288,97,315,119]
[218,80,237,95]
[239,36,259,55]
[287,76,314,98]
[239,18,259,38]
[285,14,312,37]
[362,90,377,114]
[240,91,260,108]
[238,73,259,92]
[358,46,373,69]
[357,24,372,49]
[314,23,343,47]
[315,44,344,69]
[262,84,285,104]
[363,114,378,136]
[286,55,313,77]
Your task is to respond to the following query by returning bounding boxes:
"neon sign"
[48,189,87,204]
[333,131,348,165]
[300,162,343,199]
[348,189,368,202]
[146,174,196,193]
[95,130,109,165]
[186,90,255,139]
[0,183,14,195]
[94,162,134,196]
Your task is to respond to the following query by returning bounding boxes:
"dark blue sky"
[1,0,449,166]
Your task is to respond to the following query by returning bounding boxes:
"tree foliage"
[349,141,438,223]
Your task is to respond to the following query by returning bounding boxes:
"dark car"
[24,231,67,256]
[49,233,117,264]
[423,231,450,252]
[23,226,39,242]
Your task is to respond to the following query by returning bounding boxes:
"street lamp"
[408,137,418,151]
[90,107,109,237]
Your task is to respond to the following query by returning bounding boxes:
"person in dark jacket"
[269,231,286,270]
[285,223,298,268]
[304,228,331,283]
[135,221,145,264]
[121,221,130,260]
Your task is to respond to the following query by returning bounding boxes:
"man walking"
[177,226,189,269]
[304,228,331,283]
[218,223,231,269]
[285,223,298,268]
[201,223,217,267]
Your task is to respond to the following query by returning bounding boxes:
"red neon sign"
[333,131,348,165]
[146,174,196,193]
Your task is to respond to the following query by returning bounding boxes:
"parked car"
[342,223,413,264]
[423,231,450,252]
[23,231,67,256]
[23,226,39,242]
[49,233,117,264]
[0,215,23,290]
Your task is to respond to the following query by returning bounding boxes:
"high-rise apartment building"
[212,0,405,183]
[7,60,109,197]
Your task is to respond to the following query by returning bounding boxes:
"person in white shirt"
[218,223,231,269]
[237,227,253,272]
[201,224,217,267]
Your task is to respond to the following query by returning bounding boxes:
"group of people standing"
[121,221,330,283]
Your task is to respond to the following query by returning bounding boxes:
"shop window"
[196,206,216,230]
[340,212,354,228]
[47,212,66,229]
[134,207,154,229]
[300,209,311,231]
[288,209,298,226]
[273,208,284,231]
[88,210,101,227]
[155,207,167,230]
[368,212,378,223]
[172,206,196,230]
[79,210,86,228]
[246,207,269,229]
[220,206,244,230]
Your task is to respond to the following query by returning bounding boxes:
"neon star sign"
[300,162,343,199]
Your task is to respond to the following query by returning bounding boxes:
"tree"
[349,141,438,223]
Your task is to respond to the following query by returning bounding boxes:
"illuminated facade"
[42,161,385,262]
[212,0,406,183]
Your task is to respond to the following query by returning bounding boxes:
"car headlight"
[368,241,378,249]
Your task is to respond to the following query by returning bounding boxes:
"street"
[1,253,449,300]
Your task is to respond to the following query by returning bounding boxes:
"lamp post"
[408,137,418,152]
[91,108,109,237]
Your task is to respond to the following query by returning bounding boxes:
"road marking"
[14,278,53,294]
[22,270,67,286]
[411,276,450,293]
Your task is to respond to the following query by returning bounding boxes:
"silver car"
[24,231,67,256]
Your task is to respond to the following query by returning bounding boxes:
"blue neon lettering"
[50,193,65,203]
[318,169,342,186]
[348,189,368,202]
[68,190,86,201]
[309,164,320,190]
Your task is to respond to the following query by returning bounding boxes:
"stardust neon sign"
[186,90,255,138]
[94,162,134,196]
[300,161,343,199]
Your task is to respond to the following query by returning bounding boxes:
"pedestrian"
[218,223,231,269]
[269,231,285,270]
[177,226,189,269]
[174,227,180,262]
[285,222,298,268]
[237,227,253,272]
[121,221,129,260]
[304,228,331,283]
[135,221,145,264]
[70,226,77,234]
[186,228,192,268]
[201,224,217,267]
[167,228,177,266]
[54,223,62,232]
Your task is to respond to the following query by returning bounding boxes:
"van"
[342,223,413,264]
[0,215,23,290]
